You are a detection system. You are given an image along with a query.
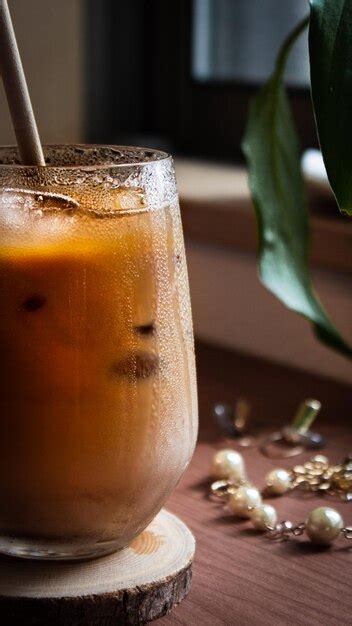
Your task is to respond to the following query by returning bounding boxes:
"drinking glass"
[0,145,198,560]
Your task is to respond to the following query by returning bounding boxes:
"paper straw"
[0,0,45,165]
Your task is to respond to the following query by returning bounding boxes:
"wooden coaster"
[0,509,195,625]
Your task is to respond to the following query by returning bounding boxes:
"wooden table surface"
[160,342,352,626]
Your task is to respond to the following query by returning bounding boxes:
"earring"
[260,398,325,459]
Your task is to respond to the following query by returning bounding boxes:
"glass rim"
[0,144,172,171]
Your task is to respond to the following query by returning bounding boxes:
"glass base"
[0,535,124,561]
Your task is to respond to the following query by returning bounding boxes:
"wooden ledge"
[176,160,352,274]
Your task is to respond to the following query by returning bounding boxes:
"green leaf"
[310,0,352,216]
[242,17,352,359]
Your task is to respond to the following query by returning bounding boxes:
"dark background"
[85,0,318,161]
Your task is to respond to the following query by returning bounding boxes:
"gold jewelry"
[263,454,352,501]
[260,399,324,459]
[266,507,352,546]
[213,398,325,458]
[210,450,352,502]
[209,449,351,547]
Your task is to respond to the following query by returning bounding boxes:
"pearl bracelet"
[210,449,352,500]
[266,508,352,545]
[210,448,352,545]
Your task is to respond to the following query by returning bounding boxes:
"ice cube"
[114,187,146,212]
[0,188,79,215]
[0,188,80,243]
[0,189,36,229]
[83,186,147,218]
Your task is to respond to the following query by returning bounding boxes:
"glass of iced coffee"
[0,145,198,560]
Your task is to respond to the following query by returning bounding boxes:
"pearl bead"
[313,455,329,464]
[211,449,245,480]
[229,485,262,518]
[250,504,278,531]
[306,507,343,545]
[265,468,291,495]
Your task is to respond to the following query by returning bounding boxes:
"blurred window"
[86,0,316,160]
[192,0,309,86]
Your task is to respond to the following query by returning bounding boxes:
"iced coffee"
[0,145,198,559]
